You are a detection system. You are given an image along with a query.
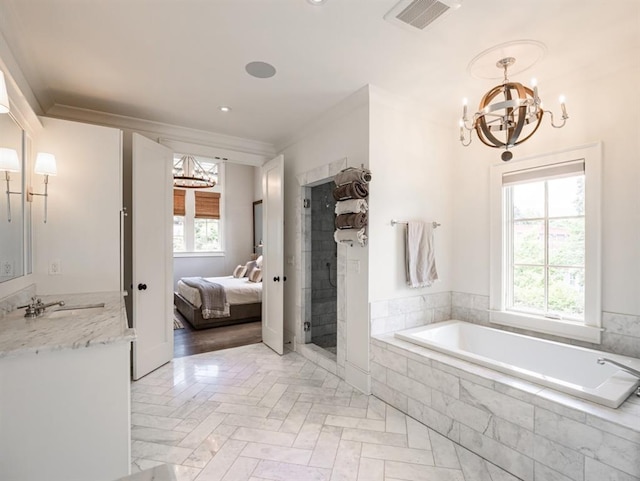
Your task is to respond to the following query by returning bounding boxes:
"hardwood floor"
[173,308,262,358]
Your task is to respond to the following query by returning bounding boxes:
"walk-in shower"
[310,181,337,354]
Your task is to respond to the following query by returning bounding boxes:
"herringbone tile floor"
[130,343,519,481]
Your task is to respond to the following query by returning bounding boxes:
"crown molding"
[46,103,276,163]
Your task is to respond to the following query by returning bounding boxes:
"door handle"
[137,283,147,291]
[283,276,287,282]
[273,276,280,282]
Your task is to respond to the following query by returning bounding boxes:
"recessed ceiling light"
[245,61,277,79]
[218,106,232,112]
[307,0,327,4]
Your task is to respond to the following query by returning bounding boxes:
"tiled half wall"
[370,291,640,358]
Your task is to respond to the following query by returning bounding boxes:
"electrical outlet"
[49,259,61,275]
[1,261,13,277]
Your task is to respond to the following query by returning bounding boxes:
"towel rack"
[390,219,441,228]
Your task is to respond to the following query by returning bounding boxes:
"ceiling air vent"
[384,0,462,31]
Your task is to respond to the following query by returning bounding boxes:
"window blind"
[195,191,220,219]
[173,189,186,216]
[502,159,584,186]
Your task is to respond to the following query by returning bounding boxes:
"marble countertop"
[0,291,135,359]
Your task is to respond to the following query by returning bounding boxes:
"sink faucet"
[597,357,640,379]
[18,297,65,318]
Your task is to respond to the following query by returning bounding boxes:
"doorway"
[310,182,337,354]
[170,153,265,357]
[295,157,348,376]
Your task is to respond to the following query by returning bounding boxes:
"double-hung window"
[489,144,602,343]
[173,159,223,255]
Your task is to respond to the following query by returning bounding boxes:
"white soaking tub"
[395,320,640,408]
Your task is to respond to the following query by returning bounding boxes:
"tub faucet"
[597,358,640,379]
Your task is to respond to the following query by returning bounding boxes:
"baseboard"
[345,361,371,395]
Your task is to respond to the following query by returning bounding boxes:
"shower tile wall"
[311,182,337,350]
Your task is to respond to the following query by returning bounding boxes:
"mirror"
[0,113,26,283]
[253,200,263,257]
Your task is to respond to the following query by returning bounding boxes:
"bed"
[174,276,262,329]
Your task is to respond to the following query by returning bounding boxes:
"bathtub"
[394,320,640,408]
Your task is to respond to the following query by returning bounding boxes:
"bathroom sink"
[49,304,105,318]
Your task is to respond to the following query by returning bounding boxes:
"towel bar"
[391,219,441,228]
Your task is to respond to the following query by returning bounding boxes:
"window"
[173,158,223,255]
[489,144,602,343]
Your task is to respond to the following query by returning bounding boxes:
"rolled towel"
[334,167,372,186]
[335,212,368,229]
[334,228,367,247]
[333,181,369,201]
[335,198,368,215]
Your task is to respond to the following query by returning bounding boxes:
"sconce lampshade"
[0,147,19,172]
[34,152,57,176]
[0,70,9,114]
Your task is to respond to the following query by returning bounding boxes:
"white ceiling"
[0,0,637,148]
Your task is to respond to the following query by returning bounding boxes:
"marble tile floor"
[130,343,521,481]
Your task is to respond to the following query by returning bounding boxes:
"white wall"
[33,117,122,294]
[172,162,256,287]
[279,87,370,384]
[452,34,640,319]
[368,87,454,302]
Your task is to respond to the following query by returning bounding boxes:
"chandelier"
[459,57,568,161]
[173,155,216,188]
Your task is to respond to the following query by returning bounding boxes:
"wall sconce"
[0,70,9,114]
[0,147,21,222]
[28,152,57,223]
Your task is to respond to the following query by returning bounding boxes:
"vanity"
[0,291,135,481]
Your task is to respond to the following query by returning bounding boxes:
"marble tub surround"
[0,283,36,319]
[371,333,640,481]
[452,291,640,359]
[370,291,451,335]
[0,290,134,358]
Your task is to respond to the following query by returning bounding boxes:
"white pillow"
[248,267,262,283]
[232,264,247,278]
[255,255,263,268]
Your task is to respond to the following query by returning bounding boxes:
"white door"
[132,133,174,379]
[262,155,285,355]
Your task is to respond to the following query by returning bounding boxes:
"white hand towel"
[335,198,368,215]
[334,228,367,247]
[405,221,438,288]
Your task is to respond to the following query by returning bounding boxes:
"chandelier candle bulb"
[462,98,468,120]
[560,95,568,118]
[531,78,539,102]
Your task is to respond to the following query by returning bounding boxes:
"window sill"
[173,251,225,258]
[489,310,602,344]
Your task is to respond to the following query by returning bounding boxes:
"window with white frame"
[173,158,223,255]
[489,144,602,343]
